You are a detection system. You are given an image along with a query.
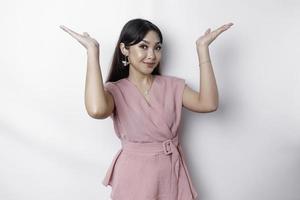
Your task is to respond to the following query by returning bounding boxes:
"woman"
[60,18,233,200]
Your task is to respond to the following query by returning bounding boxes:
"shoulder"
[158,75,185,87]
[105,78,125,89]
[157,75,186,97]
[157,74,185,82]
[104,79,126,97]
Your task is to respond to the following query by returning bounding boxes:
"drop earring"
[122,55,129,67]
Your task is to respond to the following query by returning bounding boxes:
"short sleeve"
[172,77,187,107]
[104,82,119,117]
[104,82,117,98]
[104,82,124,139]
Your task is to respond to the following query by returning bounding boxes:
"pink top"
[102,74,198,200]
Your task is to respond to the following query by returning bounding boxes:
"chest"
[120,81,177,127]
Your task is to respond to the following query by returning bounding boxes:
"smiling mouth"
[143,62,155,65]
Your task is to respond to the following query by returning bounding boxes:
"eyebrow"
[142,40,162,45]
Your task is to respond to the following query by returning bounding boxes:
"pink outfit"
[102,74,198,200]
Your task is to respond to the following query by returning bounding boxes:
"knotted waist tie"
[119,136,197,200]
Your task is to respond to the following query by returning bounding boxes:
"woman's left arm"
[183,22,234,113]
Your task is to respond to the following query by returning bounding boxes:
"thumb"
[83,32,90,37]
[205,28,211,35]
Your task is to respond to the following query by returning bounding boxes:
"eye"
[156,46,162,51]
[139,44,148,49]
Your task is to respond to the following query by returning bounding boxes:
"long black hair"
[105,18,163,83]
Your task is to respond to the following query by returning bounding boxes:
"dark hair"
[105,18,163,83]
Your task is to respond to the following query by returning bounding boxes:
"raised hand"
[196,22,234,49]
[59,25,99,51]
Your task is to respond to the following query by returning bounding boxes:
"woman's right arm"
[59,25,114,119]
[85,48,114,119]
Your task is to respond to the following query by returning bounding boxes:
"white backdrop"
[1,0,300,199]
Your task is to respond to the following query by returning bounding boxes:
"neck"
[127,67,154,86]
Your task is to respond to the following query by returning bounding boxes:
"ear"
[120,42,129,56]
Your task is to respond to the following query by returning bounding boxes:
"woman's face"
[121,30,162,74]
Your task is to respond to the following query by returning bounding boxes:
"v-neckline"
[124,75,157,107]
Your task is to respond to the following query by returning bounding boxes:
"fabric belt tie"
[121,136,189,200]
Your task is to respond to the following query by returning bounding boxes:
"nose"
[147,49,156,60]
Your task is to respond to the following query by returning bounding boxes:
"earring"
[122,55,129,67]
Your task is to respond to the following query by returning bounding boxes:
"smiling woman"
[106,18,163,83]
[99,18,198,200]
[59,17,233,200]
[119,30,162,75]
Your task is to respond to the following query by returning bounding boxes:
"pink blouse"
[102,74,198,200]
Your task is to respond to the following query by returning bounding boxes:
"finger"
[59,25,83,40]
[83,32,90,37]
[219,23,234,31]
[213,23,233,36]
[205,28,211,35]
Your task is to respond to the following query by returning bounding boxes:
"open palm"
[196,22,234,48]
[59,25,99,50]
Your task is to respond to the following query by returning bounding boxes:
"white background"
[1,0,300,199]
